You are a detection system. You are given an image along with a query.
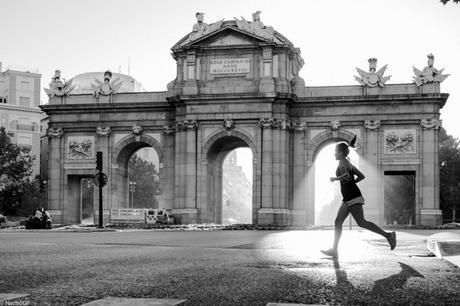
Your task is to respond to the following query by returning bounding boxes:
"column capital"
[96,127,111,137]
[258,118,274,129]
[364,120,381,130]
[420,118,439,129]
[47,127,63,138]
[290,121,307,132]
[162,125,175,135]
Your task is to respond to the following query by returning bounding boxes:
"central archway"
[202,132,257,224]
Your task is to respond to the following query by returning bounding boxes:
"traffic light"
[96,151,103,170]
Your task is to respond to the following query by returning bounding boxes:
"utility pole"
[96,151,103,228]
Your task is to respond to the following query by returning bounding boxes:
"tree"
[440,0,460,4]
[439,127,460,223]
[128,154,160,208]
[0,127,40,215]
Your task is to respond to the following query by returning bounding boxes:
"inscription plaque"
[210,58,250,74]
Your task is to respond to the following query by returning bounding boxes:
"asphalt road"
[1,229,459,305]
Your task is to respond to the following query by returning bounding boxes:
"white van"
[145,209,174,224]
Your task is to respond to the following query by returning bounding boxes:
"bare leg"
[332,203,350,251]
[349,204,389,238]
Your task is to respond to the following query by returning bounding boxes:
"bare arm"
[352,166,365,183]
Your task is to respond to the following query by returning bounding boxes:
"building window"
[0,96,6,103]
[19,96,30,107]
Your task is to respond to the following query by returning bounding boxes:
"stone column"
[46,128,64,224]
[259,47,275,93]
[420,118,442,225]
[161,126,175,210]
[363,120,381,224]
[291,121,307,225]
[185,120,198,209]
[174,121,186,209]
[258,118,274,224]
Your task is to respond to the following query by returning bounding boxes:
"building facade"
[0,63,42,176]
[40,17,448,226]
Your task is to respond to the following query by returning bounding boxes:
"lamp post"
[129,181,136,209]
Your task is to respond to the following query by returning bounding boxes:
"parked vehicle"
[145,208,174,224]
[25,208,52,229]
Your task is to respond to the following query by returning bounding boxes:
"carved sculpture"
[354,58,391,87]
[385,130,415,154]
[234,11,275,40]
[223,119,234,130]
[91,70,123,98]
[44,70,75,97]
[68,138,94,159]
[413,54,449,87]
[188,12,224,42]
[132,125,143,135]
[330,120,341,131]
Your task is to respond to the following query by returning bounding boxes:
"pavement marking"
[80,297,186,306]
[267,303,321,306]
[426,231,460,267]
[0,293,30,302]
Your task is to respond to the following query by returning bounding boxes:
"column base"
[172,208,198,224]
[420,209,442,226]
[257,208,290,225]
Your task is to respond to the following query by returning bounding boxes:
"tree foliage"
[440,0,460,4]
[439,127,460,222]
[128,154,160,208]
[0,127,44,215]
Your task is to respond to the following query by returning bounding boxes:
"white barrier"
[110,209,145,223]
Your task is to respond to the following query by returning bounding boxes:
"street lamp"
[129,181,136,209]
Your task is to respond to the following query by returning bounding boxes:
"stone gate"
[41,14,448,226]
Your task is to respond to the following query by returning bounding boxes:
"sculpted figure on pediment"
[92,70,123,98]
[44,70,75,97]
[234,11,275,41]
[189,12,224,42]
[354,58,391,88]
[413,54,449,87]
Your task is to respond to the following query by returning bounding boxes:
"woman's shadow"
[329,257,424,294]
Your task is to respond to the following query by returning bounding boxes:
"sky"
[1,0,459,141]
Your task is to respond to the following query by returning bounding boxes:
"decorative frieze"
[96,127,111,137]
[47,127,63,138]
[384,129,416,154]
[364,120,381,130]
[67,136,94,159]
[420,118,439,129]
[329,120,341,131]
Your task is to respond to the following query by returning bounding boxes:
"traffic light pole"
[97,151,104,228]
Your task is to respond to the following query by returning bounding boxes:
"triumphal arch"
[41,13,449,226]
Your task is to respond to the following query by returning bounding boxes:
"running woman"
[321,136,396,257]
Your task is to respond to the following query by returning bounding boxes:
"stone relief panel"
[67,136,95,159]
[384,129,416,154]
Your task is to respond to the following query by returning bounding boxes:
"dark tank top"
[336,161,362,201]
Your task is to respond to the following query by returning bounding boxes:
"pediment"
[172,23,288,51]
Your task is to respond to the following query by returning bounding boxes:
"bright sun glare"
[314,143,359,226]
